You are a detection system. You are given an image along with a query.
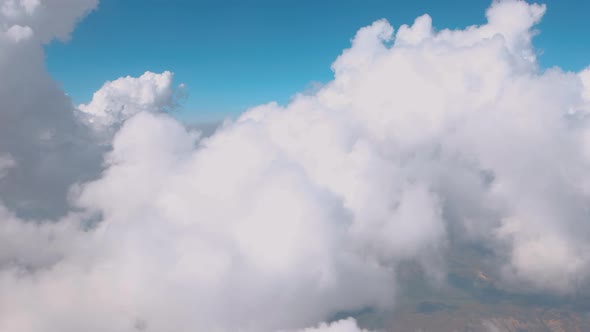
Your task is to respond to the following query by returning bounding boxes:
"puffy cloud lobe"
[78,71,179,129]
[0,0,98,43]
[286,318,373,332]
[4,24,33,42]
[0,154,16,179]
[0,0,100,218]
[3,0,590,331]
[66,111,395,331]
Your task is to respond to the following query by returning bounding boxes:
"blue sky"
[45,0,590,122]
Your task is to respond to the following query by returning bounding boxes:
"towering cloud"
[79,71,181,130]
[0,0,99,218]
[1,0,590,331]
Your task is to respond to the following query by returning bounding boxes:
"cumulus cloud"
[78,71,181,130]
[4,24,33,42]
[0,154,16,179]
[2,0,590,331]
[286,318,373,332]
[0,0,100,218]
[0,0,98,42]
[7,110,389,331]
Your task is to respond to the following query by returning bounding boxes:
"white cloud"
[0,0,98,42]
[0,154,16,178]
[285,318,373,332]
[66,111,395,331]
[2,0,590,331]
[78,71,179,129]
[1,0,40,18]
[4,24,33,42]
[0,0,100,217]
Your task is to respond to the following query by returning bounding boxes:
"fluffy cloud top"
[79,71,179,129]
[0,154,16,179]
[2,0,590,331]
[0,0,100,218]
[287,319,373,332]
[1,0,97,42]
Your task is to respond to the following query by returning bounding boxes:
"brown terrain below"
[348,245,590,332]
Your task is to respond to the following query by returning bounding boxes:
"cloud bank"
[79,71,181,130]
[1,0,590,331]
[0,0,100,218]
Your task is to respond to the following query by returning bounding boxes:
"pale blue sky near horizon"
[45,0,590,122]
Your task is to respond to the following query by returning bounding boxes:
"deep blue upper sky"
[45,0,590,121]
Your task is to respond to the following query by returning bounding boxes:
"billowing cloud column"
[3,0,590,331]
[0,0,99,217]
